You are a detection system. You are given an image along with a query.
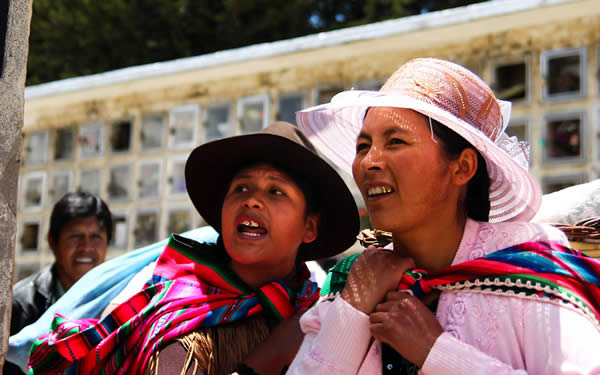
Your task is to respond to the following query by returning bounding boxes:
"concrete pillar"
[0,0,33,370]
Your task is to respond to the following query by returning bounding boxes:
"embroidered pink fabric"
[286,219,600,375]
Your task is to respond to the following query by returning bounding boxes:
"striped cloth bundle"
[28,234,319,375]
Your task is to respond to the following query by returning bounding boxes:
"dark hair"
[48,191,113,243]
[429,119,491,221]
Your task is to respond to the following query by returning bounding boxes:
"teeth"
[243,232,262,237]
[241,219,259,227]
[367,186,393,196]
[75,257,93,264]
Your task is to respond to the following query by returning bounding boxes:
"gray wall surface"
[0,0,33,369]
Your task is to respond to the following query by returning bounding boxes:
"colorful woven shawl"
[322,241,600,329]
[28,234,319,375]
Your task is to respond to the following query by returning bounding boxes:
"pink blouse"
[287,219,600,374]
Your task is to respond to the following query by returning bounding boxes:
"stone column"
[0,0,33,370]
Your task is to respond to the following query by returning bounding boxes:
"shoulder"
[455,220,569,263]
[12,265,52,301]
[320,253,361,297]
[484,221,569,245]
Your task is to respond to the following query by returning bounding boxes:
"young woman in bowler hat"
[27,122,359,375]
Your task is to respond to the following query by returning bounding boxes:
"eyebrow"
[357,127,412,141]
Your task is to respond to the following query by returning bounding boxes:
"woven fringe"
[144,315,272,375]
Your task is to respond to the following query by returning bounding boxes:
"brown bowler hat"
[185,121,360,260]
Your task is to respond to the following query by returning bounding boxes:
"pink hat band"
[380,58,504,142]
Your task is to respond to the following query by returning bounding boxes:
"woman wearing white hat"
[286,58,600,374]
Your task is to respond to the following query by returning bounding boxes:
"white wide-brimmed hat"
[297,58,541,223]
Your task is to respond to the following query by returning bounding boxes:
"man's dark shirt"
[4,264,63,374]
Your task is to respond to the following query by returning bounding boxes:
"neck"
[392,212,467,272]
[230,262,298,290]
[56,270,75,292]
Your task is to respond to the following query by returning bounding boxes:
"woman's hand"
[242,312,303,375]
[369,291,444,368]
[341,248,415,314]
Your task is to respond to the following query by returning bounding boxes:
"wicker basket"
[552,217,600,259]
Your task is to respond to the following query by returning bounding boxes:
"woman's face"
[221,163,319,281]
[352,107,457,234]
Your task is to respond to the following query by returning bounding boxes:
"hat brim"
[185,133,360,260]
[297,90,542,223]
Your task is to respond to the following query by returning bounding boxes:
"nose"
[361,144,385,171]
[243,195,264,209]
[77,235,93,250]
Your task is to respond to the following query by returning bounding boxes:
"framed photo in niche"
[277,93,305,125]
[50,170,73,205]
[79,122,105,159]
[79,167,102,196]
[134,209,159,248]
[109,119,133,153]
[204,104,232,142]
[238,94,270,135]
[141,114,167,152]
[169,105,199,149]
[109,211,129,250]
[24,130,49,167]
[541,47,587,102]
[167,156,187,197]
[542,111,587,165]
[108,164,131,201]
[492,60,530,104]
[54,127,76,161]
[166,207,193,236]
[19,218,42,253]
[137,160,161,200]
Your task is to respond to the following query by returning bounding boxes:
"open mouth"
[74,256,95,264]
[367,185,394,198]
[237,218,267,238]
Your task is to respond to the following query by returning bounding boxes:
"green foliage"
[26,0,486,85]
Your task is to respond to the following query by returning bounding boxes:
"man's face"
[49,215,108,291]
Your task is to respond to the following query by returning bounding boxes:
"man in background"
[5,191,112,374]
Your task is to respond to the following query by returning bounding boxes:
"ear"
[302,213,320,244]
[47,233,57,255]
[452,148,478,187]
